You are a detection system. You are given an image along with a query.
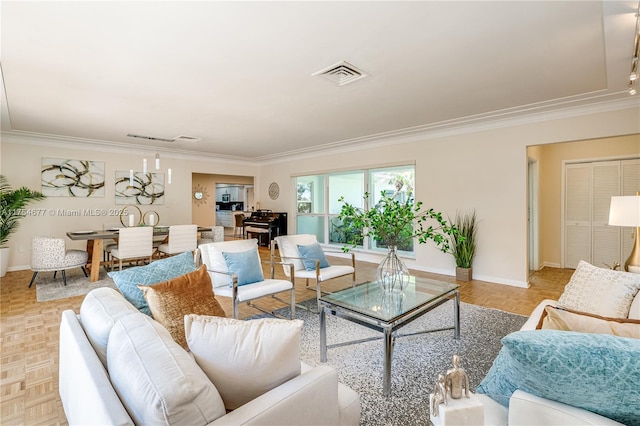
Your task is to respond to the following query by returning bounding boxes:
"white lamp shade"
[609,196,640,227]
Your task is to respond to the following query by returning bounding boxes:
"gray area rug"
[258,299,527,426]
[35,267,117,302]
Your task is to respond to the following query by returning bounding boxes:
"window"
[295,165,415,254]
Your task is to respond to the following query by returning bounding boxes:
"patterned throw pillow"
[138,265,226,349]
[297,242,330,270]
[476,330,640,426]
[108,251,197,316]
[557,260,640,318]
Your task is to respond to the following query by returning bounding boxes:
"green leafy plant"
[449,209,478,268]
[337,191,458,252]
[0,175,46,246]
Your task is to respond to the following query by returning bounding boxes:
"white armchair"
[198,238,296,319]
[271,234,356,312]
[29,236,88,287]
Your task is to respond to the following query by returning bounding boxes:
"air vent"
[126,133,175,142]
[312,61,369,86]
[173,135,202,142]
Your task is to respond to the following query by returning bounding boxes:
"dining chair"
[197,239,295,319]
[197,225,225,246]
[102,223,122,264]
[233,213,245,238]
[271,234,356,312]
[109,227,154,271]
[29,236,89,287]
[157,224,198,257]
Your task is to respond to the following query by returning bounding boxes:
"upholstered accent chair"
[197,225,225,246]
[271,234,356,312]
[197,239,295,319]
[158,224,198,257]
[29,236,89,287]
[109,226,154,271]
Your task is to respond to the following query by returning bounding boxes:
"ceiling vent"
[126,133,175,142]
[173,135,202,142]
[312,61,369,86]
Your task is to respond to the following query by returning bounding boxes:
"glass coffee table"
[319,276,460,396]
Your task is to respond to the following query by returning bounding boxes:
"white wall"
[3,106,639,285]
[257,107,640,287]
[1,134,260,269]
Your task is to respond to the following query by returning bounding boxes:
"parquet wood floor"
[0,245,571,425]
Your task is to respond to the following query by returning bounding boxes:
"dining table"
[66,226,211,282]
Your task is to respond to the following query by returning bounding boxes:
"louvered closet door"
[591,162,620,268]
[622,159,640,261]
[565,164,591,269]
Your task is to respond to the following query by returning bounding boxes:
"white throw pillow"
[107,313,226,425]
[185,314,303,410]
[557,260,640,318]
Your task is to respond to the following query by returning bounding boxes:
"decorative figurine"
[430,373,448,417]
[445,354,470,399]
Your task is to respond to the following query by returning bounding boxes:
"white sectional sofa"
[59,287,361,426]
[477,261,640,426]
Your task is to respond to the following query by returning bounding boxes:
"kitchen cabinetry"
[216,185,244,202]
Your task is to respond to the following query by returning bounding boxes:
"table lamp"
[608,194,640,273]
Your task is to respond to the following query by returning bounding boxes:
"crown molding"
[258,93,640,164]
[0,130,258,166]
[2,94,638,166]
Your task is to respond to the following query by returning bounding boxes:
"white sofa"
[477,283,640,426]
[59,287,361,425]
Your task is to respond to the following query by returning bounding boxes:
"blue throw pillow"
[297,243,330,271]
[476,330,640,426]
[108,251,196,316]
[222,248,264,286]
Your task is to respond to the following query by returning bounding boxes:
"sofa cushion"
[138,265,226,349]
[107,313,226,425]
[222,248,264,286]
[108,251,196,315]
[185,315,303,410]
[79,287,139,367]
[557,260,640,318]
[476,330,640,426]
[541,305,640,338]
[297,242,330,270]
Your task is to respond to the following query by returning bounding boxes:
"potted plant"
[338,190,458,293]
[449,209,478,281]
[0,175,46,277]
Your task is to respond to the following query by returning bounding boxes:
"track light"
[630,83,637,95]
[155,153,160,170]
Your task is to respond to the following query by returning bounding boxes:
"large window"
[295,165,415,254]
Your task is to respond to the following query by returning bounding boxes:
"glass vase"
[376,245,411,293]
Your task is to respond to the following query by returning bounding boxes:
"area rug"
[35,268,117,302]
[257,299,527,426]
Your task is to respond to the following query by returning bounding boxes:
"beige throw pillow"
[540,305,640,338]
[557,260,640,318]
[139,265,226,349]
[185,315,303,410]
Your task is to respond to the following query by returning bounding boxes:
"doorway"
[528,158,539,273]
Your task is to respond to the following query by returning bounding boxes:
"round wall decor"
[268,182,280,200]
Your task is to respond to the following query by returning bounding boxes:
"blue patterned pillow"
[222,248,264,286]
[108,251,197,316]
[297,243,330,271]
[476,330,640,426]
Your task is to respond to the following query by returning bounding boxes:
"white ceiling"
[1,1,639,162]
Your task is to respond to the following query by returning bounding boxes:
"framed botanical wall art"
[115,171,165,205]
[41,158,105,197]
